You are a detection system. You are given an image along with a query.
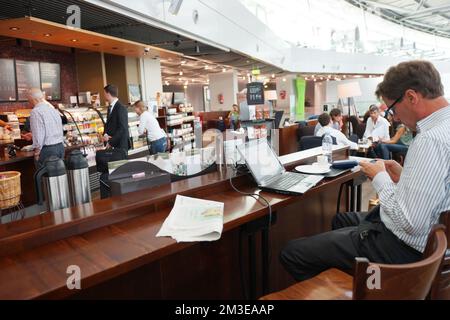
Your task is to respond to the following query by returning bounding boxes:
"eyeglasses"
[385,95,404,119]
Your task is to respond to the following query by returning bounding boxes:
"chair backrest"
[352,225,447,300]
[429,212,450,299]
[349,116,366,139]
[299,135,337,151]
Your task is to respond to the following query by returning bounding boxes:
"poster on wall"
[40,62,61,100]
[0,58,16,101]
[128,84,141,104]
[16,60,40,100]
[246,82,264,105]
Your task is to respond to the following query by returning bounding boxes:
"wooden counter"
[0,146,363,299]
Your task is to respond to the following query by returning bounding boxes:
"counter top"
[0,146,357,299]
[0,150,34,166]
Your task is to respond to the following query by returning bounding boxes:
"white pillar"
[139,57,163,103]
[208,70,238,111]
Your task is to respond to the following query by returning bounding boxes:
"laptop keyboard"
[268,172,308,190]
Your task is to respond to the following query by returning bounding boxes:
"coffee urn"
[67,150,91,206]
[34,156,71,211]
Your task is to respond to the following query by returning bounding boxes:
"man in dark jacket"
[103,84,129,152]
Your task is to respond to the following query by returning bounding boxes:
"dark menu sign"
[246,82,264,105]
[40,62,61,100]
[0,59,16,101]
[16,60,40,100]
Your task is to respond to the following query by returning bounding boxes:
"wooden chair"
[261,225,447,300]
[429,212,450,299]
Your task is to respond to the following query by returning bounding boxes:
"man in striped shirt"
[280,60,450,282]
[28,88,64,168]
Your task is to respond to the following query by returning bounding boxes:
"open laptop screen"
[237,139,284,186]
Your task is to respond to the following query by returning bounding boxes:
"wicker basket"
[0,171,21,210]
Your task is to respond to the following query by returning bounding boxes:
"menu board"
[40,62,61,100]
[0,59,16,101]
[16,60,40,100]
[246,82,265,105]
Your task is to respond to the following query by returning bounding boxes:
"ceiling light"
[181,60,186,64]
[178,78,182,81]
[204,65,209,70]
[71,39,78,42]
[271,74,275,78]
[184,85,187,89]
[282,78,286,82]
[343,75,346,78]
[264,85,268,89]
[179,71,183,76]
[9,27,19,31]
[222,68,226,73]
[43,33,51,37]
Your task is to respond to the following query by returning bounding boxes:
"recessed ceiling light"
[178,77,182,81]
[43,33,51,37]
[9,27,19,31]
[184,85,187,89]
[181,60,186,64]
[222,68,226,73]
[282,78,286,82]
[179,71,183,76]
[271,74,275,78]
[71,39,78,42]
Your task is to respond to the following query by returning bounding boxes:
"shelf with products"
[61,107,106,147]
[127,110,149,150]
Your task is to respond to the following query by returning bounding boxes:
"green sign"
[295,78,306,121]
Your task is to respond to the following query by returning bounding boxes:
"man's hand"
[4,125,12,131]
[384,160,403,183]
[34,150,40,161]
[359,160,386,180]
[103,134,111,142]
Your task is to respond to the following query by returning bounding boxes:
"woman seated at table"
[374,120,413,160]
[227,104,240,130]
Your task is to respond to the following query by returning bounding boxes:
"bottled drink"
[322,133,333,164]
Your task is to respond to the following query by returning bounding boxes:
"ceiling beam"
[354,0,410,14]
[400,4,450,21]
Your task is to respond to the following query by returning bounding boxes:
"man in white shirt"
[316,113,358,150]
[134,101,167,154]
[280,60,449,282]
[314,108,343,136]
[363,105,390,142]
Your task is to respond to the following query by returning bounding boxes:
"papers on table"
[156,195,224,242]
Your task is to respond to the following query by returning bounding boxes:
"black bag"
[95,148,127,173]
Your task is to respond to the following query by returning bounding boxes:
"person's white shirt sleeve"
[334,129,358,150]
[363,118,374,138]
[138,112,149,136]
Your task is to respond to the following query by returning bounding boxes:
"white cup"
[317,155,328,166]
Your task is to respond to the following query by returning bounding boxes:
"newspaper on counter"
[156,195,224,242]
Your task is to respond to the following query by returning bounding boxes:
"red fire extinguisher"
[218,94,224,104]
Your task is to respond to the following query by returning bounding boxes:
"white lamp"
[337,82,362,135]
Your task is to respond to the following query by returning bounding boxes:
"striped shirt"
[372,106,450,252]
[30,102,64,151]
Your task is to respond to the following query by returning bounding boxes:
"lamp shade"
[337,82,362,99]
[265,90,277,100]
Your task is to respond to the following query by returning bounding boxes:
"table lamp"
[337,82,362,135]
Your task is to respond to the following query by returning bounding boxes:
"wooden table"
[0,146,364,299]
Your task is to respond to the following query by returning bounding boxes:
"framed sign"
[246,82,264,105]
[40,62,61,100]
[0,58,16,101]
[16,60,40,100]
[128,84,142,104]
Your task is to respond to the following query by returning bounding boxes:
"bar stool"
[261,225,447,300]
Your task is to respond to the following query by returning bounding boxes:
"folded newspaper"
[156,195,224,242]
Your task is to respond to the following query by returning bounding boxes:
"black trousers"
[279,206,422,282]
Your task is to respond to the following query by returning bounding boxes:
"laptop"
[237,139,324,195]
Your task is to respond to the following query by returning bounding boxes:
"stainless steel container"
[67,150,91,206]
[34,156,70,211]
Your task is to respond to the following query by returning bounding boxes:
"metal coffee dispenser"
[34,156,71,211]
[67,150,91,206]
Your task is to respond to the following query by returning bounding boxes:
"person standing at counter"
[227,104,240,130]
[133,101,167,155]
[103,84,130,152]
[28,88,64,167]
